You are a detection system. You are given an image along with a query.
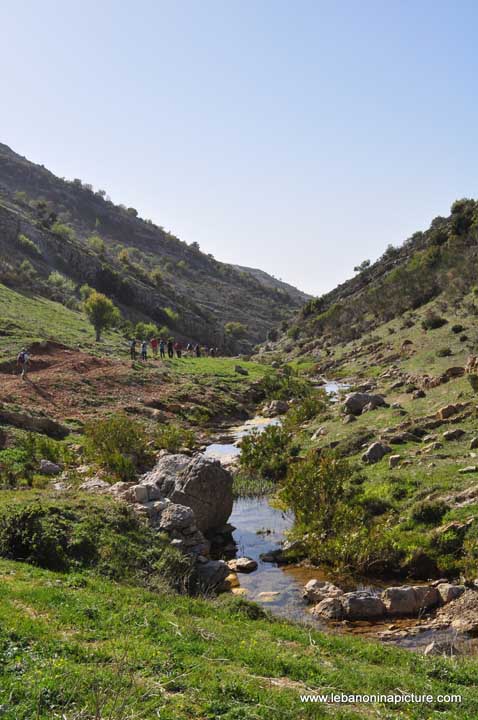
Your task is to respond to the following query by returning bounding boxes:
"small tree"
[84,291,120,341]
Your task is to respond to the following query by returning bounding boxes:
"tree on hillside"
[353,259,370,273]
[84,291,120,341]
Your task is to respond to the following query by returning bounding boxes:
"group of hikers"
[129,337,220,362]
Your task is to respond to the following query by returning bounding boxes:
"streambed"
[204,383,473,652]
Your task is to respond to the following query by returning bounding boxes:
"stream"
[204,382,471,652]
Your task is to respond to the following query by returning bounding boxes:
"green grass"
[1,558,478,719]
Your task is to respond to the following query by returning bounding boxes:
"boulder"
[343,393,387,416]
[382,585,439,616]
[310,597,344,620]
[303,579,343,604]
[342,592,386,620]
[39,459,61,475]
[437,404,459,420]
[263,400,289,417]
[389,454,401,469]
[412,390,426,399]
[436,583,466,604]
[443,429,466,441]
[0,407,69,438]
[362,442,391,464]
[471,437,478,450]
[234,365,249,376]
[196,559,229,590]
[159,503,195,531]
[342,414,356,424]
[227,557,258,574]
[141,453,233,532]
[444,367,465,379]
[459,466,478,474]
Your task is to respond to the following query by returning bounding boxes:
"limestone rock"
[227,557,258,574]
[443,429,466,441]
[39,459,61,475]
[310,597,344,620]
[362,441,391,464]
[343,393,387,416]
[436,583,466,604]
[303,579,343,604]
[389,454,401,469]
[342,592,386,620]
[79,477,110,493]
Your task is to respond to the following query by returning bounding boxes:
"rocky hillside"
[0,142,306,349]
[267,198,478,358]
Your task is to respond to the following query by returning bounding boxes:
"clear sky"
[2,1,477,296]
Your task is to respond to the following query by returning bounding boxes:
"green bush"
[410,499,448,525]
[16,233,41,256]
[451,323,465,334]
[85,414,153,480]
[239,424,293,482]
[421,312,448,331]
[436,347,452,357]
[154,424,195,453]
[51,222,76,242]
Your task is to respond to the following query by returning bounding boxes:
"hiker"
[186,342,192,357]
[140,340,148,361]
[195,343,201,358]
[167,339,174,359]
[151,336,158,357]
[159,338,166,359]
[129,338,137,360]
[174,340,182,359]
[17,348,30,379]
[209,347,215,357]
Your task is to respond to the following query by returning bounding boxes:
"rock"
[470,437,478,450]
[437,583,466,604]
[127,484,149,503]
[109,481,135,497]
[311,426,327,439]
[303,579,343,604]
[263,400,289,417]
[234,365,249,376]
[390,380,404,390]
[227,557,258,574]
[342,592,386,620]
[382,585,439,616]
[196,559,229,590]
[310,597,344,620]
[222,572,240,590]
[231,587,248,596]
[459,466,478,474]
[39,459,61,475]
[159,503,195,531]
[343,392,387,416]
[444,367,465,379]
[141,453,233,532]
[79,477,110,493]
[443,429,466,441]
[437,404,459,420]
[424,641,460,657]
[342,414,356,424]
[362,441,391,464]
[413,389,426,399]
[389,454,401,469]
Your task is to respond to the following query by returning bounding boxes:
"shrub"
[421,312,447,331]
[51,222,76,242]
[451,324,465,334]
[410,499,448,525]
[239,424,292,481]
[154,424,195,453]
[47,271,76,296]
[135,321,158,340]
[85,414,152,480]
[87,234,105,254]
[17,233,41,256]
[436,347,452,357]
[467,374,478,393]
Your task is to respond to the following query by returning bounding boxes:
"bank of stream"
[205,382,474,653]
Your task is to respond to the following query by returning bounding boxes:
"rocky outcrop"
[382,585,440,616]
[342,592,386,620]
[39,459,61,475]
[262,400,289,417]
[140,453,233,533]
[0,406,69,438]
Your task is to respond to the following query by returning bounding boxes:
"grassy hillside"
[0,143,307,350]
[1,556,477,719]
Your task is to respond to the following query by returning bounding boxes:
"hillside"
[233,264,311,305]
[267,198,478,358]
[0,142,306,350]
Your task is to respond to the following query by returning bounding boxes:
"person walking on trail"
[167,339,174,359]
[186,342,192,357]
[129,339,137,361]
[140,340,148,361]
[151,336,158,358]
[17,348,30,379]
[174,341,183,359]
[159,338,166,359]
[195,343,201,358]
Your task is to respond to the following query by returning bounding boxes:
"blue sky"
[2,1,477,295]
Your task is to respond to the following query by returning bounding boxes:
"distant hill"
[0,143,307,351]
